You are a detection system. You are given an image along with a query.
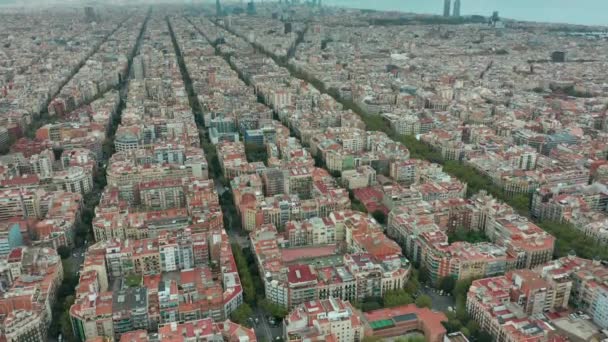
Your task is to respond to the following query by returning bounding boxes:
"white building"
[1,309,46,342]
[284,298,364,342]
[29,150,54,179]
[52,166,93,195]
[266,278,288,308]
[592,286,608,329]
[160,243,179,272]
[0,127,10,147]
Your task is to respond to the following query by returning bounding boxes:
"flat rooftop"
[551,316,601,341]
[281,245,338,263]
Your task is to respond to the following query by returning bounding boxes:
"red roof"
[7,247,23,262]
[281,245,337,263]
[365,304,447,341]
[353,187,388,214]
[0,174,39,187]
[287,264,317,284]
[119,330,149,342]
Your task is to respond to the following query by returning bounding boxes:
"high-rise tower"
[84,6,96,22]
[247,1,256,15]
[216,0,221,17]
[491,11,500,25]
[443,0,451,17]
[453,0,461,17]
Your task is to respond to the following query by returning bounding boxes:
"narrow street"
[167,16,251,251]
[31,13,134,134]
[254,306,284,342]
[420,285,456,312]
[72,7,152,279]
[48,10,152,342]
[169,15,289,341]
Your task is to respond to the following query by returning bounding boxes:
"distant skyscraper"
[216,0,221,17]
[492,11,500,23]
[247,1,256,15]
[84,6,96,22]
[443,0,451,17]
[453,0,461,17]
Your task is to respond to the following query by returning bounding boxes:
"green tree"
[253,277,265,295]
[230,304,254,327]
[361,337,382,342]
[418,266,429,284]
[511,194,530,213]
[442,317,462,333]
[477,331,493,342]
[538,221,608,259]
[351,199,367,213]
[126,273,142,287]
[453,278,474,298]
[371,210,386,225]
[439,276,456,293]
[63,295,75,311]
[466,320,480,336]
[48,319,60,338]
[448,227,490,244]
[231,244,258,305]
[395,336,426,342]
[456,304,469,322]
[404,277,420,295]
[81,206,94,224]
[361,301,382,312]
[102,141,115,160]
[57,246,71,259]
[383,290,413,308]
[260,299,288,319]
[93,167,107,189]
[60,311,76,342]
[452,278,474,325]
[244,143,268,164]
[415,294,432,309]
[406,337,426,342]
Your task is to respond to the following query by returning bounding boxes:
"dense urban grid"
[1,1,608,342]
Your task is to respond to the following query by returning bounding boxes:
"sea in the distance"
[323,0,608,26]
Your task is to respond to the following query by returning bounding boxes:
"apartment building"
[284,298,364,342]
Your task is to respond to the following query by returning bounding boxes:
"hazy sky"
[0,0,605,27]
[324,0,608,26]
